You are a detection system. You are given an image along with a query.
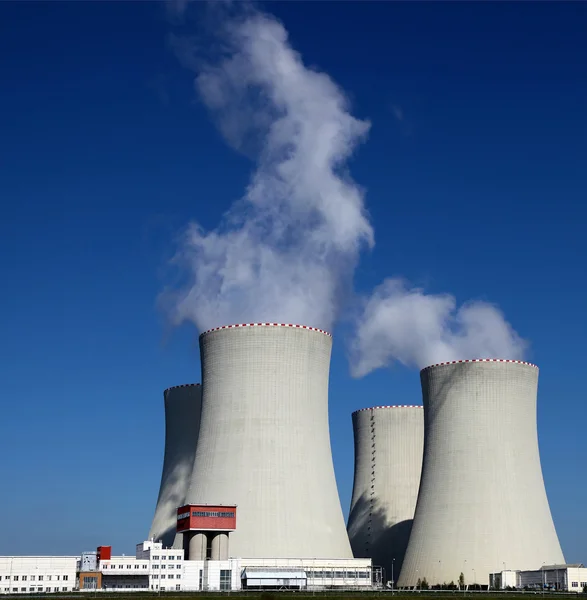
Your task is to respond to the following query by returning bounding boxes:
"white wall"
[347,405,424,581]
[149,384,202,549]
[186,324,352,558]
[0,557,77,594]
[566,567,587,591]
[399,360,565,588]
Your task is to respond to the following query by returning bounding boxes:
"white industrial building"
[490,564,587,592]
[347,405,423,584]
[0,556,77,594]
[149,383,202,549]
[184,323,353,559]
[398,359,565,588]
[65,540,377,593]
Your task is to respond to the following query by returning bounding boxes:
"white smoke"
[165,6,528,371]
[350,278,528,377]
[166,10,373,332]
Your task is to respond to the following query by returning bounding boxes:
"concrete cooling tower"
[149,384,202,548]
[184,323,352,559]
[347,406,424,583]
[398,359,564,588]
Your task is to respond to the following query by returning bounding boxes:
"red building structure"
[177,504,237,561]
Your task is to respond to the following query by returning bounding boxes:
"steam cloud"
[166,5,528,372]
[167,10,373,332]
[350,278,528,377]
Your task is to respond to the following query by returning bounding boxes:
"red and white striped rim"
[353,405,423,414]
[200,323,332,337]
[164,383,201,393]
[422,358,538,371]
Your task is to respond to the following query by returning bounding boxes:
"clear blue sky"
[1,1,585,561]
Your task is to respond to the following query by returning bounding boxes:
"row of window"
[151,574,180,579]
[151,584,181,591]
[571,582,587,588]
[2,587,69,593]
[103,563,181,570]
[192,511,235,518]
[151,555,181,560]
[0,575,68,582]
[307,571,370,579]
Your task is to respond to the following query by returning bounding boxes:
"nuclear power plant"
[398,359,565,588]
[1,326,574,593]
[184,323,353,559]
[347,405,424,583]
[149,384,202,549]
[138,327,569,592]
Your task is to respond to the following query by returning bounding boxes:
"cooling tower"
[149,383,202,548]
[398,359,564,588]
[347,405,424,583]
[185,323,352,558]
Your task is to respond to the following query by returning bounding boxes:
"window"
[142,565,147,570]
[168,575,174,579]
[47,575,52,581]
[168,564,174,569]
[62,587,67,592]
[54,587,59,592]
[161,565,166,569]
[152,575,158,580]
[161,575,166,579]
[134,565,139,569]
[176,574,181,579]
[14,576,18,581]
[152,556,159,560]
[45,587,51,592]
[29,588,35,592]
[176,584,181,591]
[63,575,68,581]
[220,569,231,591]
[572,582,579,588]
[22,576,27,581]
[39,576,44,581]
[57,575,60,580]
[176,564,182,569]
[153,564,159,569]
[161,555,166,560]
[21,587,26,592]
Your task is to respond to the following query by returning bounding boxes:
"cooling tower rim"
[199,322,332,337]
[421,358,538,372]
[164,383,201,393]
[353,405,423,414]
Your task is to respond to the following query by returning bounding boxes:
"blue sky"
[0,1,585,560]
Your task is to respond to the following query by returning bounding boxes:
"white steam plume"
[166,10,373,332]
[350,278,528,377]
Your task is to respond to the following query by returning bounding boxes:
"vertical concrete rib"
[347,406,424,582]
[185,323,352,558]
[149,384,202,548]
[398,360,565,588]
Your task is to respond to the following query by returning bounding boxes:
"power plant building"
[347,405,424,583]
[398,359,565,588]
[184,323,352,559]
[149,384,202,549]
